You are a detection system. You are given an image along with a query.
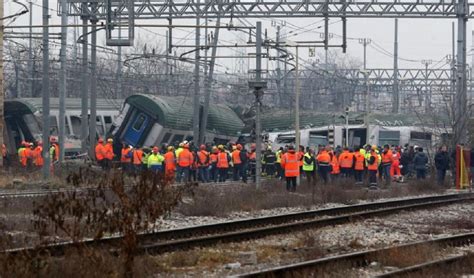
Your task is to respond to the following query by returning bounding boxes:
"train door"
[123,113,149,146]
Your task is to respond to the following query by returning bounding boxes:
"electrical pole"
[192,0,201,144]
[89,15,98,158]
[28,1,33,97]
[80,14,88,154]
[358,38,371,70]
[42,0,51,178]
[455,0,468,145]
[58,0,68,163]
[421,60,432,113]
[0,0,4,167]
[275,24,282,107]
[392,18,399,114]
[165,30,169,95]
[255,21,263,189]
[200,16,221,144]
[295,46,300,185]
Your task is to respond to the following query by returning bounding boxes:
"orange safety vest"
[178,149,193,167]
[121,148,131,163]
[330,153,340,174]
[104,143,114,160]
[232,150,241,165]
[354,152,365,171]
[368,151,379,171]
[281,151,300,177]
[95,144,105,161]
[19,148,27,166]
[132,149,143,165]
[217,151,229,168]
[34,146,44,166]
[338,151,354,168]
[198,150,209,166]
[210,153,218,164]
[164,151,176,171]
[317,151,331,164]
[381,150,393,164]
[248,151,256,161]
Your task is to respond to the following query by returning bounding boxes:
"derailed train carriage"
[110,94,245,147]
[3,98,122,157]
[262,111,451,151]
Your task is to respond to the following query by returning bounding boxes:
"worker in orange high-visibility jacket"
[353,147,365,184]
[329,150,340,180]
[104,138,114,169]
[121,143,132,174]
[132,147,144,174]
[18,141,27,169]
[231,144,242,181]
[95,138,106,169]
[197,145,210,183]
[164,146,176,182]
[338,147,355,178]
[33,141,44,169]
[380,144,393,184]
[217,145,230,182]
[25,143,35,170]
[317,147,331,184]
[390,148,402,181]
[367,145,379,187]
[209,147,219,182]
[281,145,300,192]
[177,144,193,183]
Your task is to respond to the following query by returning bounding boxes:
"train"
[3,95,453,160]
[3,98,122,157]
[263,111,451,152]
[109,94,245,147]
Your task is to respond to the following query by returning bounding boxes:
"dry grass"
[374,244,441,268]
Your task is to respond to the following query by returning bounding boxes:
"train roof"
[261,110,450,132]
[9,98,123,113]
[125,94,244,137]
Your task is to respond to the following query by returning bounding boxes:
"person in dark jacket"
[413,147,429,179]
[434,145,450,185]
[239,147,248,183]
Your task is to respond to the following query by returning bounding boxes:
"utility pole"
[455,0,468,145]
[58,0,68,163]
[452,22,456,100]
[89,14,98,158]
[358,38,371,70]
[392,19,399,114]
[200,16,221,144]
[295,46,300,185]
[192,0,201,144]
[42,0,51,178]
[0,0,4,167]
[275,24,282,107]
[165,30,169,95]
[421,59,432,113]
[80,13,88,154]
[116,29,122,98]
[254,21,263,189]
[28,1,33,97]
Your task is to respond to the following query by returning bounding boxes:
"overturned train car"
[110,94,245,147]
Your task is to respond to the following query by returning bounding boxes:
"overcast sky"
[5,0,472,75]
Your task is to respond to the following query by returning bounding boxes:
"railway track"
[4,192,474,257]
[237,233,474,277]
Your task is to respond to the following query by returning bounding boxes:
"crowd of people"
[0,137,453,191]
[93,139,451,191]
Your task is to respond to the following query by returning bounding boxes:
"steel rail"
[3,193,473,257]
[375,253,474,278]
[238,233,474,277]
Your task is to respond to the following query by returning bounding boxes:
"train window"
[132,115,146,131]
[276,135,295,144]
[50,116,58,135]
[23,114,41,135]
[410,131,432,141]
[104,116,112,124]
[379,131,400,146]
[71,116,81,135]
[171,134,184,145]
[161,133,172,144]
[65,117,71,135]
